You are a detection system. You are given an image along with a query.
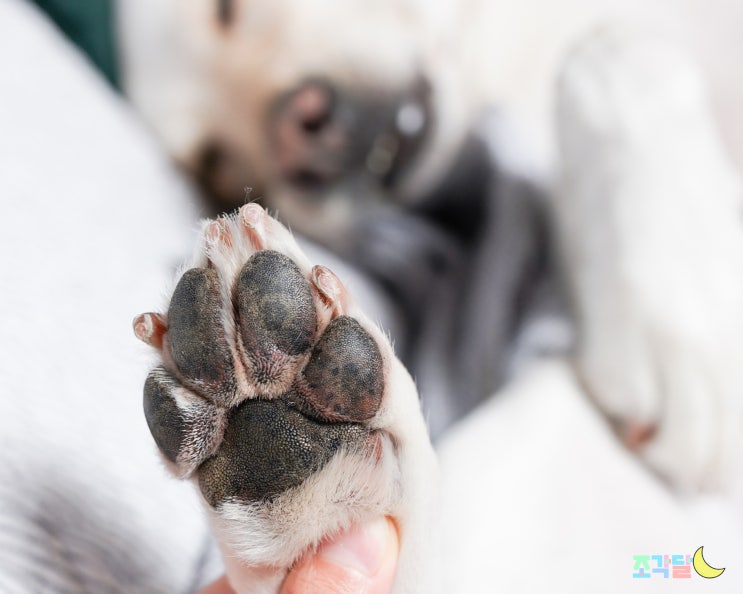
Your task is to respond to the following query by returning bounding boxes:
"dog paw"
[555,27,743,490]
[134,204,435,593]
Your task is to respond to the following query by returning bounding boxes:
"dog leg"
[134,204,437,593]
[554,26,743,490]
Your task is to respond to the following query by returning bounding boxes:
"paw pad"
[136,207,386,507]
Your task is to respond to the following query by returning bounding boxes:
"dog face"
[118,0,469,242]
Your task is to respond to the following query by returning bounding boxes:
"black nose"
[269,80,343,190]
[269,77,431,192]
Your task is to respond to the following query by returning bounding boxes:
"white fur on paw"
[135,204,436,593]
[555,26,743,491]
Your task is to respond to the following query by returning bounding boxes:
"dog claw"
[240,203,267,250]
[312,265,347,316]
[205,218,231,247]
[619,421,658,451]
[133,312,167,348]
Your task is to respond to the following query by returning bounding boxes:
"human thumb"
[281,517,399,594]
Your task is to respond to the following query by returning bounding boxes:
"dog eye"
[216,0,234,27]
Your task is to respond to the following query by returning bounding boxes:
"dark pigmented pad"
[198,398,365,506]
[301,316,384,422]
[143,367,186,464]
[167,268,235,401]
[237,251,317,362]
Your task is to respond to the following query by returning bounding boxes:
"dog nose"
[270,80,344,190]
[269,78,430,192]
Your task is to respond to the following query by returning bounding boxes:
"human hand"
[198,517,400,594]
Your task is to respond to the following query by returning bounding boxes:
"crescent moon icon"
[693,546,725,579]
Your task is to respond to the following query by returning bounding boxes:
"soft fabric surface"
[0,2,217,591]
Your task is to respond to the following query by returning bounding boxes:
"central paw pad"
[136,205,386,507]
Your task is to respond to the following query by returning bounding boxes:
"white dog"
[3,0,743,592]
[117,1,743,591]
[115,0,743,481]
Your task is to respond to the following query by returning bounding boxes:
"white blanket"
[0,2,218,591]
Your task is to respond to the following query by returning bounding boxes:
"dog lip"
[289,169,332,192]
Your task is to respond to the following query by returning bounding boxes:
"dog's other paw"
[555,26,743,490]
[134,204,436,593]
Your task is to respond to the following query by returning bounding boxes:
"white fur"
[554,28,743,490]
[209,442,400,567]
[175,380,228,478]
[438,357,743,593]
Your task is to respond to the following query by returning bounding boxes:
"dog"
[126,11,743,592]
[129,33,743,589]
[8,3,735,588]
[33,0,743,448]
[114,0,569,440]
[115,0,743,477]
